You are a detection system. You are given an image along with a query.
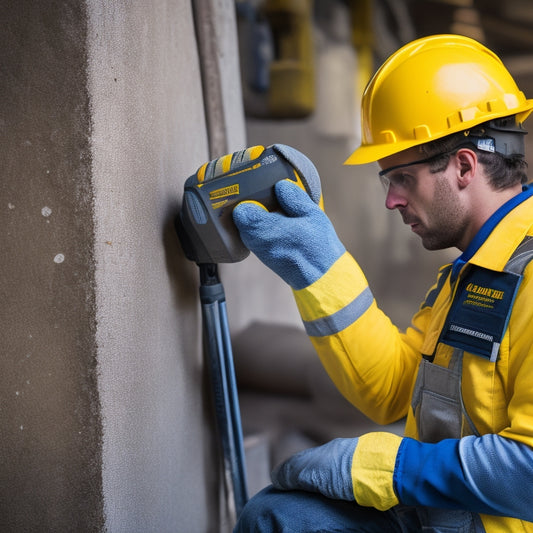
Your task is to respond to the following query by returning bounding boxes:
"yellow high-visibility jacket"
[292,189,533,532]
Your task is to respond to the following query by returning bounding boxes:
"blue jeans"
[234,485,422,532]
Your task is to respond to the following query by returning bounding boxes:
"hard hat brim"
[344,101,533,166]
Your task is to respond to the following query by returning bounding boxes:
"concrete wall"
[87,2,224,531]
[2,1,247,531]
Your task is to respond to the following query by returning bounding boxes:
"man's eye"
[379,170,417,192]
[390,172,412,188]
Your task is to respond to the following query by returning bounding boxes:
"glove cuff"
[352,432,402,510]
[293,252,372,337]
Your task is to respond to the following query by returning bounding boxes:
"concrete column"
[2,1,246,531]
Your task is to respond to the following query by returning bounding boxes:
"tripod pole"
[199,263,248,519]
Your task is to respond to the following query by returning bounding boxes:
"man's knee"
[234,485,291,533]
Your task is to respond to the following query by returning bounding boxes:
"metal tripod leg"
[199,263,248,519]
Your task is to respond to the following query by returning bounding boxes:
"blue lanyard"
[451,184,533,282]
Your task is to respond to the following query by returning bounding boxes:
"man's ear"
[455,148,477,188]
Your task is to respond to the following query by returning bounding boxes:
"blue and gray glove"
[271,438,359,500]
[232,179,346,290]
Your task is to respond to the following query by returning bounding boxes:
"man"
[232,35,533,532]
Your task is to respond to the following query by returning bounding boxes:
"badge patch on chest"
[440,266,522,362]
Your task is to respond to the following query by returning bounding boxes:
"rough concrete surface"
[87,1,230,531]
[1,2,103,531]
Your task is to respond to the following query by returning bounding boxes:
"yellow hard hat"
[345,34,533,165]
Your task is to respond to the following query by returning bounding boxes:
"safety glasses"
[378,144,473,192]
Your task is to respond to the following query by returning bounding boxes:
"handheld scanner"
[176,143,323,264]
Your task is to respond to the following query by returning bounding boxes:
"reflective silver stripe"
[303,287,374,337]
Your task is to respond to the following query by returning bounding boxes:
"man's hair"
[418,123,529,190]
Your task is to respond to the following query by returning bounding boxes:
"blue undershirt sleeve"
[394,434,533,521]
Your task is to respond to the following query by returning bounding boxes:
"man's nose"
[385,185,407,210]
